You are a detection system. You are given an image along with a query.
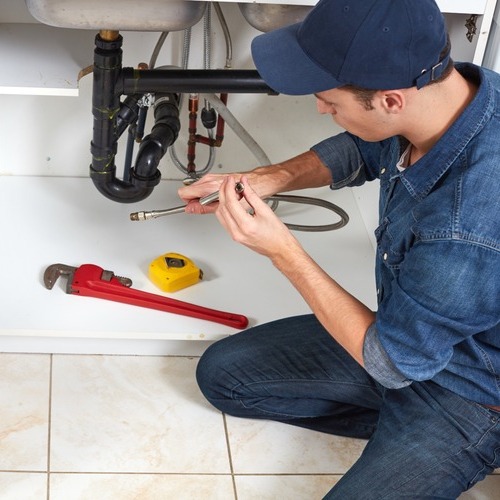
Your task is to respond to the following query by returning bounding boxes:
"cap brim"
[251,22,342,96]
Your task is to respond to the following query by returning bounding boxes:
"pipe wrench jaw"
[43,263,78,293]
[43,264,132,294]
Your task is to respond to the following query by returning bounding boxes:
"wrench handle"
[74,277,248,329]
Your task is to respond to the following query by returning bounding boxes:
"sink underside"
[25,0,207,31]
[238,3,313,32]
[25,0,312,35]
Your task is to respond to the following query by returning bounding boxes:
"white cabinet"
[0,0,498,355]
[0,0,498,95]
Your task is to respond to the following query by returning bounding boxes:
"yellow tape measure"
[149,252,203,293]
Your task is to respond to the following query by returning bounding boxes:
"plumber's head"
[251,0,451,95]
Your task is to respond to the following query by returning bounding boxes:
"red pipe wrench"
[43,263,249,329]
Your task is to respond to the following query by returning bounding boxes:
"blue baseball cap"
[251,0,450,95]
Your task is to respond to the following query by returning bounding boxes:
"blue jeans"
[196,315,500,499]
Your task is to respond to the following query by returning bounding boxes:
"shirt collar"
[397,64,496,201]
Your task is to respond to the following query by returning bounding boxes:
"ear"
[379,90,405,114]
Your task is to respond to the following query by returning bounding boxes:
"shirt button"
[383,253,388,261]
[380,167,386,174]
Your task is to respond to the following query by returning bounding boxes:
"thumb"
[239,175,271,213]
[240,176,274,215]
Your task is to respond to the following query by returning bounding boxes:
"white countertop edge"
[0,328,233,342]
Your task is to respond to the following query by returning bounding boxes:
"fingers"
[216,176,248,234]
[184,199,216,215]
[238,175,267,212]
[178,175,223,214]
[177,174,223,204]
[216,175,273,238]
[216,175,294,258]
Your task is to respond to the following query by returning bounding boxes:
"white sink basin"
[25,0,207,31]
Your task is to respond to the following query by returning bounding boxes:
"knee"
[196,341,224,401]
[196,338,238,412]
[196,333,260,416]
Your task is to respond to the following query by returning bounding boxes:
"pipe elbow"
[90,168,161,203]
[133,135,166,178]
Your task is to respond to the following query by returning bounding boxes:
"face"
[315,87,395,142]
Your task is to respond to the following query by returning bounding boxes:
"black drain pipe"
[121,68,277,95]
[90,31,275,203]
[91,32,168,203]
[132,92,180,190]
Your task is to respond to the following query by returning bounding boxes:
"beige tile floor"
[0,352,498,500]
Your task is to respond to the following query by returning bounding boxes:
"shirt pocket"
[375,215,414,271]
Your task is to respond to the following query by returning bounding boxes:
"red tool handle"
[71,264,249,329]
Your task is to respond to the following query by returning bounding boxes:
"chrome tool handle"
[129,183,244,221]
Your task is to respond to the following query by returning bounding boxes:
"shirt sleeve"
[310,132,384,188]
[363,323,412,388]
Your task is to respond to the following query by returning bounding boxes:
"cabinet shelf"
[0,176,376,354]
[0,23,94,96]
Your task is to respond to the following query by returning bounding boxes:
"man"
[179,0,500,497]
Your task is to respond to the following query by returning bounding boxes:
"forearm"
[179,150,333,212]
[215,175,373,365]
[246,150,333,198]
[272,239,375,366]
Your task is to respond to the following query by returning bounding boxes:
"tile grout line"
[222,413,238,500]
[46,354,53,500]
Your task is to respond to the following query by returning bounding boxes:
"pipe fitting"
[129,93,181,189]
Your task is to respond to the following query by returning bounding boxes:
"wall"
[484,0,500,70]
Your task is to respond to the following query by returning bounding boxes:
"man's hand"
[216,175,301,260]
[178,174,229,214]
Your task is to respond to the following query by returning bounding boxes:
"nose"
[316,98,335,115]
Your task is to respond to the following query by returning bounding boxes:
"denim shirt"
[311,63,500,405]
